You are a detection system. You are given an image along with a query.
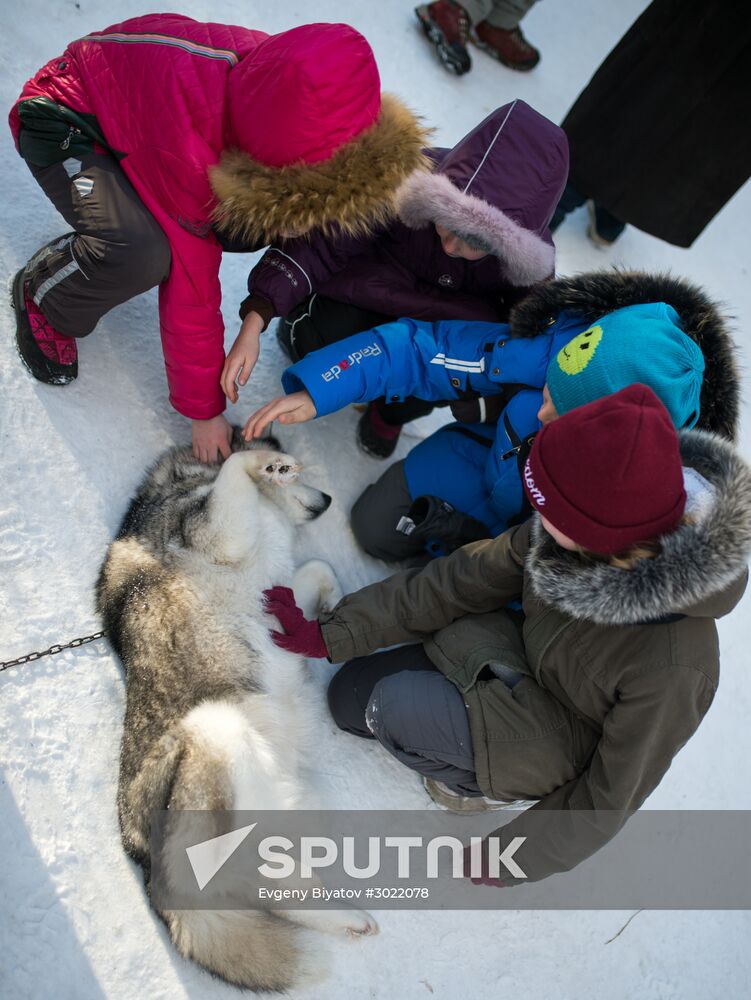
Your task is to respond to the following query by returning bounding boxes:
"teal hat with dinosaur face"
[545,302,705,428]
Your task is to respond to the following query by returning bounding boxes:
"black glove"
[450,395,505,425]
[396,495,491,556]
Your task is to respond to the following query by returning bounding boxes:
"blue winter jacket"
[282,312,589,534]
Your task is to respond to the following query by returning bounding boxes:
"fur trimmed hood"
[395,100,568,286]
[526,428,751,626]
[509,269,741,441]
[210,94,431,244]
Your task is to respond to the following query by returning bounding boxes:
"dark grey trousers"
[25,151,170,337]
[462,0,538,28]
[327,645,483,795]
[350,459,422,563]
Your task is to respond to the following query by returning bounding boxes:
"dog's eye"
[279,465,290,475]
[265,465,275,473]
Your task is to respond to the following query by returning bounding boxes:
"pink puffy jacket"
[9,14,385,419]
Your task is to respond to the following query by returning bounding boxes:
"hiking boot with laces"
[11,268,78,385]
[415,1,472,75]
[471,20,540,71]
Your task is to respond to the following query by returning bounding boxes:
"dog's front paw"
[318,574,343,615]
[344,909,379,938]
[316,908,379,938]
[291,560,343,618]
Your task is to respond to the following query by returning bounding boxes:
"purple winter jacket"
[241,100,569,326]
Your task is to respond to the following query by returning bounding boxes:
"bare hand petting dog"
[243,390,317,440]
[221,310,264,403]
[192,413,233,464]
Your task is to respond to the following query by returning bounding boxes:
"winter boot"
[11,268,78,385]
[424,777,537,813]
[586,201,626,247]
[471,20,540,71]
[415,1,472,75]
[357,402,402,459]
[396,494,491,557]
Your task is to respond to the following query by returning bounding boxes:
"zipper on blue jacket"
[501,413,537,460]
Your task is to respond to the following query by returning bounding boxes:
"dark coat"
[243,100,568,325]
[321,429,751,882]
[562,0,751,247]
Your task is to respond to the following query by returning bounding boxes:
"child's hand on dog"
[192,414,233,463]
[221,311,264,403]
[243,390,317,439]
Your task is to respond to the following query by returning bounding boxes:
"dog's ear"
[229,426,282,453]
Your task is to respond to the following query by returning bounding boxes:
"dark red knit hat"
[523,384,686,554]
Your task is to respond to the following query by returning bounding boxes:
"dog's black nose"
[305,492,332,519]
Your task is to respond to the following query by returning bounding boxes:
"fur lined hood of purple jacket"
[242,100,569,325]
[396,100,568,285]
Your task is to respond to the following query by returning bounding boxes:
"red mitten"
[263,586,328,659]
[463,841,506,888]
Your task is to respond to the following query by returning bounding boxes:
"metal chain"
[0,631,107,672]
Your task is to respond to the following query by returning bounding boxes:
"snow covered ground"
[1,1,750,998]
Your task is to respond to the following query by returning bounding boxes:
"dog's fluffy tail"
[166,908,322,992]
[120,714,324,992]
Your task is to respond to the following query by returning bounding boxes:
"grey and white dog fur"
[97,430,377,992]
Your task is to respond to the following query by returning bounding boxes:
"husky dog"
[97,433,377,991]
